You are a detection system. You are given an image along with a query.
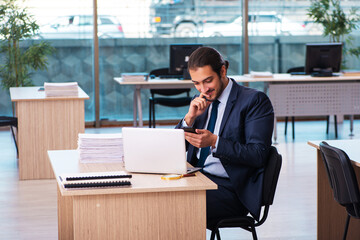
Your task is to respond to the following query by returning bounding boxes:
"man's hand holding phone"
[184,128,217,149]
[181,126,197,134]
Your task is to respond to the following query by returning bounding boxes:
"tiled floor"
[0,119,358,239]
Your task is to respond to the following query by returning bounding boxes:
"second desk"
[114,78,194,127]
[10,86,89,180]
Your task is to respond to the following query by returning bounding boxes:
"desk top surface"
[10,86,89,101]
[308,139,360,167]
[114,74,360,85]
[114,77,194,86]
[48,150,217,196]
[235,74,360,82]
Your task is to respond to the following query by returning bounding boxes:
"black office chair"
[319,142,360,240]
[210,146,282,240]
[285,67,337,139]
[148,68,192,128]
[0,116,18,153]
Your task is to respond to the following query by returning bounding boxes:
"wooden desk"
[308,140,360,240]
[48,150,217,240]
[10,87,89,180]
[115,74,360,139]
[114,77,195,127]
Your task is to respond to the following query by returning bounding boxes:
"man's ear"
[220,65,227,78]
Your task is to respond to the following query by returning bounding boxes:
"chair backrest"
[254,146,281,226]
[149,68,170,78]
[0,116,17,127]
[287,66,305,74]
[262,146,282,206]
[149,68,191,97]
[319,141,360,218]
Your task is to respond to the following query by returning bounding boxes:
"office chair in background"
[210,146,282,240]
[0,116,18,153]
[319,142,360,240]
[148,68,192,128]
[285,67,337,139]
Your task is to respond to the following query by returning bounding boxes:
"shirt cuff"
[181,118,190,127]
[211,135,219,153]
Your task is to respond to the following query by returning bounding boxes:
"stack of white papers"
[249,71,273,78]
[78,133,124,163]
[44,82,79,97]
[121,72,149,82]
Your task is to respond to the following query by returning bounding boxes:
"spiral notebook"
[59,171,132,189]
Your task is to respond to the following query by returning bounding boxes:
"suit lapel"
[219,79,240,135]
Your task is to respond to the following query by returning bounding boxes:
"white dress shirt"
[183,79,232,178]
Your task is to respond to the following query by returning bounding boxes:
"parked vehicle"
[201,12,308,37]
[149,0,241,37]
[38,15,125,39]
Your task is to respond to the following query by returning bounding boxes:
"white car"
[38,15,125,39]
[201,13,308,37]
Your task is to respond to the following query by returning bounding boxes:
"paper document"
[249,71,273,78]
[78,133,124,163]
[44,82,79,97]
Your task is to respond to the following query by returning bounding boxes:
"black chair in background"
[148,68,192,128]
[0,116,18,153]
[319,142,360,240]
[210,146,282,240]
[285,67,337,139]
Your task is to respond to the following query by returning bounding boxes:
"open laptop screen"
[122,128,188,174]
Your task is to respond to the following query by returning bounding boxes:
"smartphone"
[181,126,197,133]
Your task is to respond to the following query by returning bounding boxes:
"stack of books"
[78,133,124,163]
[44,82,79,97]
[121,72,149,82]
[341,69,360,76]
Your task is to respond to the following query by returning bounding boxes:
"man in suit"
[176,47,274,229]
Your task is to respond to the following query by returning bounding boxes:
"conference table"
[10,86,89,180]
[48,150,217,240]
[114,74,360,139]
[308,139,360,240]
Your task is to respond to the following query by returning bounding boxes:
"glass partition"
[2,0,359,125]
[0,0,95,121]
[97,0,243,124]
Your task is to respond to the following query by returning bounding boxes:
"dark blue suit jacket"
[177,79,274,219]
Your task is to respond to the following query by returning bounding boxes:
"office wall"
[1,35,359,122]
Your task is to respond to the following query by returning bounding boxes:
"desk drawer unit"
[269,82,360,117]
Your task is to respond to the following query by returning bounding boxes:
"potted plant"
[307,0,360,66]
[0,0,54,90]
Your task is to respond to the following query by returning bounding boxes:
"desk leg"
[133,87,138,127]
[350,115,354,136]
[135,86,143,127]
[273,116,277,144]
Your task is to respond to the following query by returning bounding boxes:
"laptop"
[122,127,200,174]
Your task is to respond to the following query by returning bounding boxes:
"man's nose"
[200,84,207,93]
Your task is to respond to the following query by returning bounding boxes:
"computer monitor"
[305,42,342,77]
[169,44,202,79]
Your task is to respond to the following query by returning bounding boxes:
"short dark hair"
[187,47,229,77]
